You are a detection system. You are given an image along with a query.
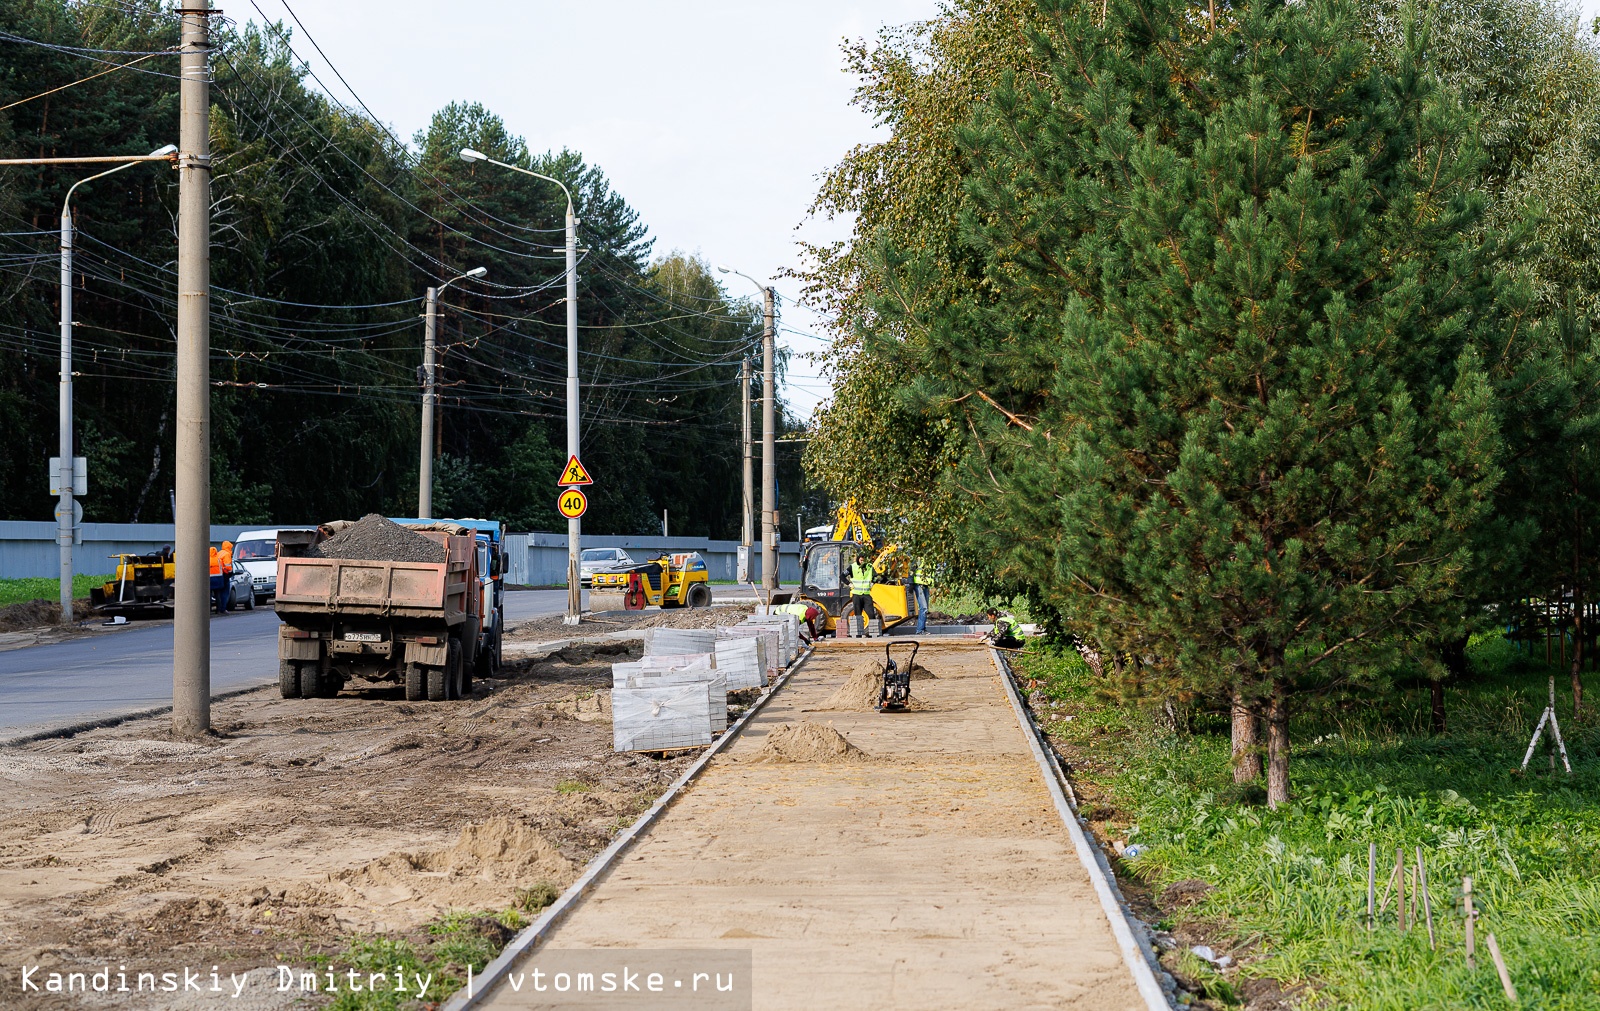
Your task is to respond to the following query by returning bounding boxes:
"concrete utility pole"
[761,285,776,591]
[418,267,486,518]
[457,148,582,623]
[419,285,438,517]
[172,0,213,736]
[740,357,752,576]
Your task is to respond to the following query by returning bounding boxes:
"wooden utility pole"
[172,0,213,736]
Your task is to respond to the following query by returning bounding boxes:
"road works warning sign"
[558,487,588,519]
[559,455,593,486]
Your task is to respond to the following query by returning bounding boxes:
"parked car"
[218,559,254,613]
[580,547,636,587]
[232,527,309,604]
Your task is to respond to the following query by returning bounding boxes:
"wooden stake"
[1366,842,1376,931]
[1464,876,1477,969]
[1416,846,1435,950]
[1396,847,1407,932]
[1486,933,1518,1003]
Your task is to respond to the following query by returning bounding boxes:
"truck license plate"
[343,632,382,642]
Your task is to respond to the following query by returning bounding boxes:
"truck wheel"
[447,638,465,700]
[687,583,712,608]
[299,664,323,699]
[426,665,447,702]
[405,662,426,701]
[474,630,499,681]
[279,661,301,699]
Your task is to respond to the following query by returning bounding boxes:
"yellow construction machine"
[783,500,918,634]
[589,551,714,611]
[90,550,176,617]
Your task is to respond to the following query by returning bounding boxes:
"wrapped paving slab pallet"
[643,627,717,656]
[714,636,766,690]
[716,626,780,682]
[742,616,797,664]
[638,652,714,672]
[612,682,714,751]
[619,667,728,732]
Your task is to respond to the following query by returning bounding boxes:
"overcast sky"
[239,0,942,421]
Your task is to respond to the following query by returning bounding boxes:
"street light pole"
[458,148,583,624]
[740,357,752,581]
[761,285,776,593]
[0,148,179,625]
[419,267,486,518]
[718,266,778,593]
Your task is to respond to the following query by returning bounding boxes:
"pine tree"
[876,0,1513,805]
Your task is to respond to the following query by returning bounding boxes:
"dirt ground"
[503,602,754,643]
[0,632,701,1008]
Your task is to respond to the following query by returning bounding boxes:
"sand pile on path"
[753,721,868,763]
[819,660,935,711]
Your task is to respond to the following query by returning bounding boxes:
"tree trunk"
[1266,687,1290,809]
[1571,592,1586,719]
[1434,633,1467,736]
[1430,678,1446,736]
[1231,693,1260,784]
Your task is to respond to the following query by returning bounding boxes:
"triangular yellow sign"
[559,454,593,486]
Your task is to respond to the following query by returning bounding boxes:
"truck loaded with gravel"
[274,514,482,702]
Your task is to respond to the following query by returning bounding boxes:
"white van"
[232,528,309,605]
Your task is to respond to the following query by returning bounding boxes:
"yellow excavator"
[781,500,917,634]
[588,551,714,611]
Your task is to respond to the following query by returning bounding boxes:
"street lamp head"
[459,148,488,163]
[148,144,178,158]
[464,266,488,279]
[716,265,731,274]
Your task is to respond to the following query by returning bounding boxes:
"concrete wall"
[503,532,801,587]
[0,521,802,585]
[0,521,268,578]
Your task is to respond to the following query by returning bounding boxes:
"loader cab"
[799,540,873,628]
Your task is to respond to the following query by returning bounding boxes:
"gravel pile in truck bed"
[308,513,446,563]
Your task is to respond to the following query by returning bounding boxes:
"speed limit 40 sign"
[557,487,588,519]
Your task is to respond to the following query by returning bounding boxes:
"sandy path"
[478,640,1142,1011]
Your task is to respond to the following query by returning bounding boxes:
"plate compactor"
[878,640,920,712]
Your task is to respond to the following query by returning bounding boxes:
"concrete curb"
[992,648,1175,1010]
[0,682,272,748]
[440,644,816,1011]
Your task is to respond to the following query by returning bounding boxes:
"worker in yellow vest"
[912,559,933,634]
[848,556,878,637]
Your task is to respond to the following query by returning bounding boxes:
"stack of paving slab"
[742,611,799,665]
[714,626,781,683]
[713,636,767,691]
[613,633,726,751]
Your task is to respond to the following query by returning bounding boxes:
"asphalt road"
[0,588,582,743]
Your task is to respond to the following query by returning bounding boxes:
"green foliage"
[314,906,531,1011]
[1021,643,1600,1008]
[0,3,766,537]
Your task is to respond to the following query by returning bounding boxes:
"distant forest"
[0,0,814,537]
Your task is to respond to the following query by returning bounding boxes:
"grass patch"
[925,587,1035,622]
[306,890,560,1010]
[1019,635,1600,1008]
[555,779,592,795]
[0,575,109,607]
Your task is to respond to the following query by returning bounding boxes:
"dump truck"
[274,516,481,702]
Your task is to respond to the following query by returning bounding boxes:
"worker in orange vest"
[210,544,229,614]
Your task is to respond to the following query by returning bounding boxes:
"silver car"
[580,547,635,587]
